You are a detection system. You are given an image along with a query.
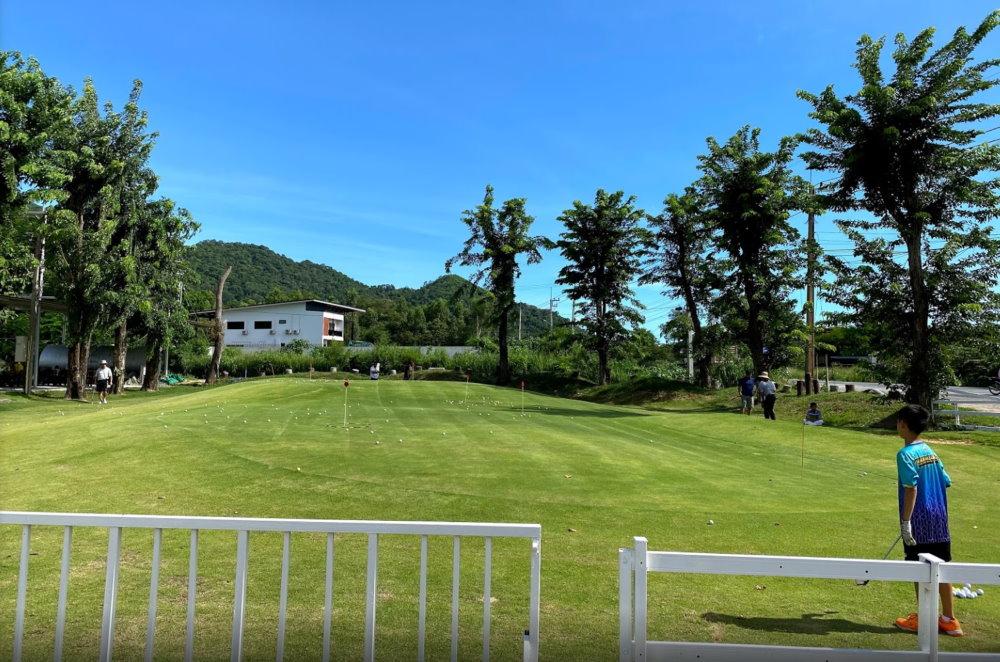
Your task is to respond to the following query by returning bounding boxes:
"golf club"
[856,534,902,586]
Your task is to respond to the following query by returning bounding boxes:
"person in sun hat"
[892,404,962,637]
[755,371,777,420]
[95,359,113,405]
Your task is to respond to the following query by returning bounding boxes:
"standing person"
[892,404,963,637]
[404,360,415,380]
[756,371,777,420]
[95,359,113,405]
[737,370,756,415]
[369,362,380,380]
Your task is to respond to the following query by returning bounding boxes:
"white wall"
[222,303,345,350]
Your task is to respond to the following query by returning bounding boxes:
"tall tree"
[556,189,648,385]
[696,126,807,375]
[129,198,198,391]
[446,185,551,385]
[798,11,1000,407]
[48,79,156,399]
[206,265,232,384]
[641,189,720,387]
[0,51,73,295]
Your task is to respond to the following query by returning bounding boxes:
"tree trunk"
[904,227,932,408]
[597,342,610,385]
[112,321,128,394]
[143,341,162,391]
[65,338,91,401]
[496,308,510,386]
[206,266,232,384]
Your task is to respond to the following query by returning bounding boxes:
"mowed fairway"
[2,377,999,660]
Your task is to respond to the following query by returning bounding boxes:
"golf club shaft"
[881,534,902,560]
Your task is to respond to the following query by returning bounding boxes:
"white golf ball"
[707,520,714,525]
[977,588,984,595]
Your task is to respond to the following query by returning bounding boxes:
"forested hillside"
[184,240,562,344]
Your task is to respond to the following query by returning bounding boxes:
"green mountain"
[184,240,565,342]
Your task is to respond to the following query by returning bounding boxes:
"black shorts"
[903,541,951,562]
[97,379,109,392]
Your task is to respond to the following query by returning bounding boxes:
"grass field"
[2,376,999,660]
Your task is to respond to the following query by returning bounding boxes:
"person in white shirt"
[95,359,113,404]
[756,371,777,420]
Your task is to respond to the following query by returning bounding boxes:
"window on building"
[279,319,286,324]
[227,321,245,330]
[254,320,272,330]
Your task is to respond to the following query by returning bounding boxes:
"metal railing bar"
[364,533,378,662]
[231,530,250,662]
[418,535,428,662]
[144,528,162,662]
[451,535,461,662]
[276,531,290,662]
[185,529,198,662]
[483,536,492,662]
[618,548,633,662]
[98,526,122,662]
[54,525,72,662]
[0,511,541,538]
[322,533,334,662]
[14,524,30,662]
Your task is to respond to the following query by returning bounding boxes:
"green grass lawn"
[2,377,999,660]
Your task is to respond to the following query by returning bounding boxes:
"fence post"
[917,553,943,662]
[633,537,648,662]
[527,537,541,662]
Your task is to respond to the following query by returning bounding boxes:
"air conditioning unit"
[241,330,249,335]
[285,329,293,334]
[269,329,276,335]
[292,329,300,335]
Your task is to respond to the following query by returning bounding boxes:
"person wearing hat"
[756,371,777,420]
[95,359,113,404]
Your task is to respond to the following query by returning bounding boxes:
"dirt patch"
[923,438,976,445]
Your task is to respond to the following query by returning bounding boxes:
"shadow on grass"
[506,406,650,419]
[703,611,898,635]
[650,405,732,414]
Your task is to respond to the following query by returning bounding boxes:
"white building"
[197,300,365,351]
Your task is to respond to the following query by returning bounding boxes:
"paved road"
[819,381,1000,413]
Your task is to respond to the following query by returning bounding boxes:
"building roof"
[191,299,365,318]
[0,294,69,314]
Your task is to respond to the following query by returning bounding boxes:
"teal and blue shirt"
[896,441,952,544]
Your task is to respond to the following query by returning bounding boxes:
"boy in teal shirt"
[892,404,962,637]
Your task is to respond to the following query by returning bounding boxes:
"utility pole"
[805,203,817,394]
[549,287,560,330]
[518,303,522,342]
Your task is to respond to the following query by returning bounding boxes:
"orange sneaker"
[939,616,964,637]
[894,613,919,633]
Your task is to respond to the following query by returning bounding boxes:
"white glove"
[900,520,916,546]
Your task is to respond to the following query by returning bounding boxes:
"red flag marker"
[344,380,350,388]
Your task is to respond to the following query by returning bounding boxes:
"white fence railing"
[620,536,1000,662]
[1,511,541,662]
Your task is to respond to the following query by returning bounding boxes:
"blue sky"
[4,1,999,333]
